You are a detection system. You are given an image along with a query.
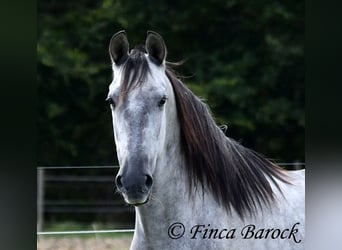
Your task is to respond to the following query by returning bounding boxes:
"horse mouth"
[123,192,150,206]
[130,198,149,206]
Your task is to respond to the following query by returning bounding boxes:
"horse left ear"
[146,31,167,65]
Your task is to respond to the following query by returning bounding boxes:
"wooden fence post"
[37,169,44,232]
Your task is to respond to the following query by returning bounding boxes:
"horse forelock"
[117,46,151,104]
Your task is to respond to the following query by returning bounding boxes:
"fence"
[37,165,136,234]
[37,162,304,236]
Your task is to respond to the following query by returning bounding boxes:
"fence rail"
[44,175,114,182]
[37,163,305,236]
[37,229,135,236]
[37,166,119,170]
[37,162,305,170]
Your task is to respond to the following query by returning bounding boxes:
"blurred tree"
[38,0,304,165]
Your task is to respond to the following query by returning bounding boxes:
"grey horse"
[106,31,305,250]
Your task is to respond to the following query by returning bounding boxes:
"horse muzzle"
[115,174,153,206]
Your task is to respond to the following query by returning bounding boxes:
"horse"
[106,30,305,250]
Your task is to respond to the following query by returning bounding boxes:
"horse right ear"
[109,30,129,65]
[146,31,167,66]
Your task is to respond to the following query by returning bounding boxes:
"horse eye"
[106,97,116,107]
[158,96,168,107]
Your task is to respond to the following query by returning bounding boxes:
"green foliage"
[38,0,304,165]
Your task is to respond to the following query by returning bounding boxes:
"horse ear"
[109,30,129,65]
[146,31,167,65]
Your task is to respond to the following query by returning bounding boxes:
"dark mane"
[166,69,290,218]
[118,48,290,218]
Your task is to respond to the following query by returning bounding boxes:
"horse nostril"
[116,175,123,189]
[145,175,153,189]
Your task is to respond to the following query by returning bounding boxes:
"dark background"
[36,0,305,228]
[38,0,304,166]
[2,1,342,250]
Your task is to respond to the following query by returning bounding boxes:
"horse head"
[107,31,176,205]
